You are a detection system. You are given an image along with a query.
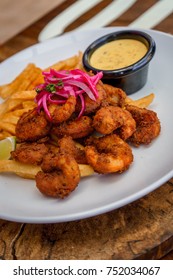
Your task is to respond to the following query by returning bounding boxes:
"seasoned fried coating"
[75,81,107,115]
[15,108,51,142]
[102,84,127,107]
[93,106,136,140]
[126,105,161,146]
[48,95,76,124]
[11,142,48,165]
[35,153,80,198]
[58,136,87,164]
[51,115,94,139]
[85,134,133,174]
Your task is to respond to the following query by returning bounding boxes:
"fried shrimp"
[48,95,76,123]
[85,134,133,174]
[102,84,127,107]
[35,153,80,198]
[58,136,87,164]
[75,81,107,115]
[15,108,51,142]
[51,115,94,139]
[93,106,136,140]
[11,142,49,165]
[126,105,161,146]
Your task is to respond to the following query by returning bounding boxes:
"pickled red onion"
[35,69,103,119]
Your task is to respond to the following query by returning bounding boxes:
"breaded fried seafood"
[75,80,107,115]
[102,84,126,107]
[48,95,76,123]
[11,142,48,165]
[35,153,80,198]
[85,134,133,174]
[126,105,161,146]
[15,108,51,142]
[58,136,87,164]
[93,105,136,140]
[51,115,93,139]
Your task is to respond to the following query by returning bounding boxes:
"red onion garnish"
[35,69,103,120]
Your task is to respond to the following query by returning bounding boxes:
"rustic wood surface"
[0,0,173,260]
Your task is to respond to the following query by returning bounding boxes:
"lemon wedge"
[0,136,16,160]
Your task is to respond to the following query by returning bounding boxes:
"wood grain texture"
[0,0,173,260]
[0,180,173,260]
[0,0,66,44]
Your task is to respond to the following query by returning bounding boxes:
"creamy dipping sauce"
[90,39,148,70]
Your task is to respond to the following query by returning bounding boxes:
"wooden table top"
[0,0,173,260]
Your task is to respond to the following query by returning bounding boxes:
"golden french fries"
[44,52,83,71]
[10,90,36,100]
[0,122,16,134]
[0,160,94,179]
[1,112,19,125]
[125,93,155,108]
[22,101,36,109]
[0,131,12,139]
[0,99,22,116]
[0,64,43,100]
[0,91,36,117]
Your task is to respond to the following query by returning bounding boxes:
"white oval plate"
[0,27,173,223]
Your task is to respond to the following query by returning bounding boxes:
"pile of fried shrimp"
[0,53,161,199]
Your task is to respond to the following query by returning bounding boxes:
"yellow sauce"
[90,39,148,70]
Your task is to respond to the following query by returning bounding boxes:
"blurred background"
[0,0,65,45]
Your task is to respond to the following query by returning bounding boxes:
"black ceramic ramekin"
[82,30,156,95]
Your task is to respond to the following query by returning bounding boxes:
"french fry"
[0,160,94,179]
[0,91,36,117]
[0,64,42,99]
[1,112,19,125]
[22,100,36,109]
[0,122,16,134]
[10,90,36,100]
[0,160,41,179]
[17,66,43,92]
[125,93,155,108]
[44,52,83,71]
[0,93,36,137]
[12,108,33,117]
[45,60,67,71]
[74,51,84,70]
[0,131,12,140]
[78,164,94,177]
[27,73,44,89]
[0,99,22,116]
